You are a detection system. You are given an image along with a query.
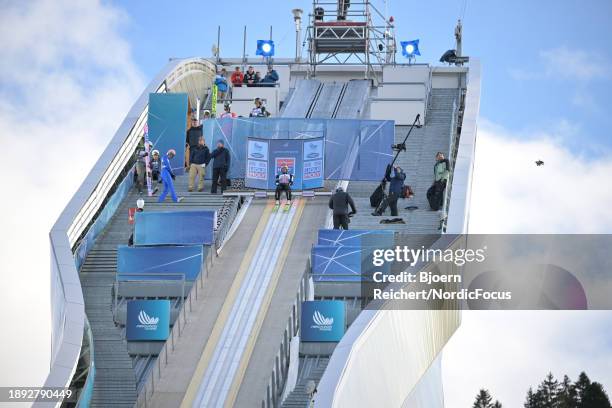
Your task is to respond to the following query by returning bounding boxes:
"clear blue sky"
[114,0,612,153]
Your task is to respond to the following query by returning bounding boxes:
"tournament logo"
[311,310,334,332]
[137,310,159,331]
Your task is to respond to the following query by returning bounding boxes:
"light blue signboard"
[126,300,170,341]
[301,300,345,342]
[302,138,325,189]
[134,210,215,246]
[245,138,269,189]
[148,93,188,175]
[116,245,204,281]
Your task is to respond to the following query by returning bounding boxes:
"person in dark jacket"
[186,117,203,149]
[275,166,293,205]
[372,165,406,216]
[260,66,279,86]
[328,187,357,230]
[150,150,161,181]
[188,136,210,192]
[243,66,260,87]
[210,140,231,194]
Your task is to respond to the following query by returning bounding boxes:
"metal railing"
[135,253,208,408]
[441,95,462,232]
[135,200,240,407]
[261,261,312,408]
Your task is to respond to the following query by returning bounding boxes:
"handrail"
[43,57,216,408]
[261,261,311,408]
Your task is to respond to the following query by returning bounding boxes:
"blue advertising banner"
[245,138,269,189]
[148,93,188,175]
[311,245,362,282]
[116,245,204,281]
[301,300,345,342]
[302,138,325,190]
[134,210,215,246]
[311,244,390,282]
[269,139,303,190]
[317,229,394,247]
[127,300,170,341]
[202,118,394,181]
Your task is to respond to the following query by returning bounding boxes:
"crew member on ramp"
[329,187,357,230]
[158,149,183,203]
[275,166,294,205]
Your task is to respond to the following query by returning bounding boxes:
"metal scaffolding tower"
[307,0,396,79]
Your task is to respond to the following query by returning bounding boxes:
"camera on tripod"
[391,142,406,152]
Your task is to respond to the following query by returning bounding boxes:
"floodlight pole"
[242,26,247,71]
[216,26,221,63]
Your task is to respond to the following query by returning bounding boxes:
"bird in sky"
[535,160,544,166]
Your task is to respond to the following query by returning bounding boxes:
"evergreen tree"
[580,382,611,408]
[473,389,493,408]
[492,401,503,408]
[525,386,547,408]
[537,372,560,407]
[558,375,578,408]
[575,371,592,405]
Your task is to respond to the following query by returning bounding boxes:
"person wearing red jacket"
[231,66,244,87]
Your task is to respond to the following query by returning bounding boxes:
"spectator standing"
[372,165,406,216]
[328,187,357,230]
[275,166,293,205]
[215,68,229,100]
[243,66,259,87]
[427,152,450,211]
[434,152,450,183]
[150,150,161,182]
[231,66,244,87]
[188,136,210,192]
[261,66,279,86]
[158,149,183,203]
[135,141,152,194]
[210,140,231,194]
[250,98,270,117]
[220,102,237,118]
[186,117,203,149]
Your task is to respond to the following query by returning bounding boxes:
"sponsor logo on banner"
[248,140,269,160]
[137,310,160,331]
[247,159,267,180]
[304,140,323,159]
[311,310,334,331]
[301,300,345,342]
[127,300,170,341]
[275,157,296,174]
[303,159,322,180]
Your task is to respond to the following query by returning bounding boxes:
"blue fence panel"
[148,93,188,175]
[317,229,395,247]
[311,245,363,282]
[203,118,393,181]
[134,210,215,246]
[117,245,204,281]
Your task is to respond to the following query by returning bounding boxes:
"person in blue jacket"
[260,65,279,86]
[214,68,229,100]
[158,149,183,203]
[372,165,405,216]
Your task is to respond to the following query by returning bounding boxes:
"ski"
[143,123,153,196]
[283,202,291,212]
